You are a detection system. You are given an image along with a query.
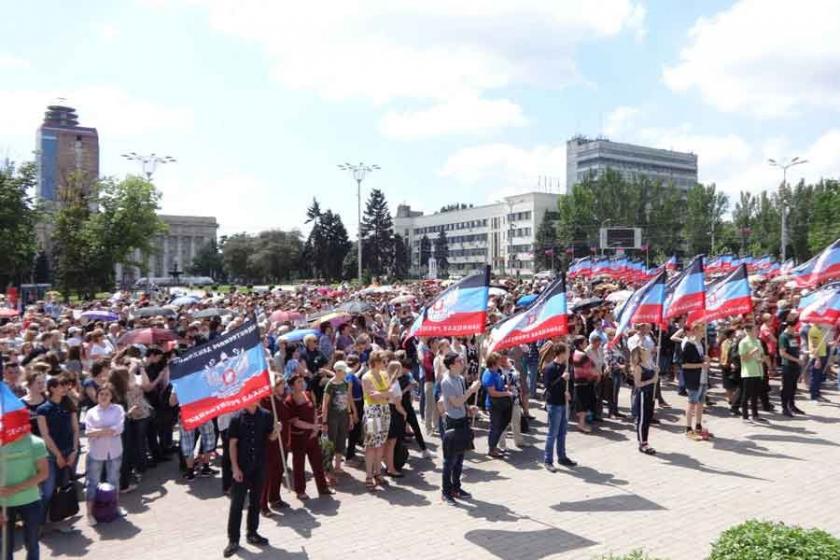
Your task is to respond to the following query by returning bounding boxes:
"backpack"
[93,483,119,523]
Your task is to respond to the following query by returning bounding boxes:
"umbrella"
[118,328,177,346]
[606,290,633,304]
[278,328,318,343]
[132,306,176,318]
[0,308,18,319]
[192,308,232,319]
[80,310,119,322]
[171,295,200,306]
[270,310,304,323]
[389,294,416,305]
[488,287,507,297]
[310,311,351,328]
[516,294,538,307]
[338,301,376,315]
[570,297,604,313]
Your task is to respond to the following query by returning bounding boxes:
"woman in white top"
[84,383,126,525]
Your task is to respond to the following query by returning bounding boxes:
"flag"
[412,266,490,338]
[663,256,705,320]
[791,255,819,287]
[692,264,752,324]
[665,255,678,272]
[487,276,568,353]
[169,320,271,430]
[0,381,30,445]
[609,270,667,346]
[809,238,840,286]
[799,287,840,326]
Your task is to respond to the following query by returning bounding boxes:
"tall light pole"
[338,162,380,284]
[121,152,177,180]
[769,156,808,261]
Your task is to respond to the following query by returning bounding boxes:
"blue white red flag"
[609,270,667,347]
[690,264,752,324]
[665,255,678,272]
[790,255,819,287]
[169,320,271,430]
[487,276,568,353]
[799,287,840,326]
[568,257,592,279]
[663,256,705,320]
[809,238,840,287]
[411,266,490,338]
[0,381,30,445]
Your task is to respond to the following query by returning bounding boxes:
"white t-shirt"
[627,333,655,370]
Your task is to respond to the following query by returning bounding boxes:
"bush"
[597,551,664,560]
[709,520,840,560]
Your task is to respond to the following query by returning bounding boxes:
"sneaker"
[441,494,457,506]
[559,457,577,467]
[246,533,269,546]
[87,514,98,527]
[199,464,218,477]
[223,542,240,558]
[742,418,754,424]
[544,463,557,473]
[182,469,196,481]
[754,417,769,423]
[792,407,806,415]
[422,449,435,459]
[120,483,138,494]
[116,507,128,518]
[452,489,472,500]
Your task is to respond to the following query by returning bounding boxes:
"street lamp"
[337,162,380,283]
[121,152,177,180]
[768,156,808,261]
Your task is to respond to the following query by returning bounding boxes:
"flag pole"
[1,384,8,560]
[266,380,293,491]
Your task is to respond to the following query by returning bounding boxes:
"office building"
[36,105,100,202]
[566,136,698,192]
[394,192,558,277]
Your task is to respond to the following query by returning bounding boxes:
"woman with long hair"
[361,351,392,490]
[630,346,657,455]
[22,366,47,435]
[383,360,408,477]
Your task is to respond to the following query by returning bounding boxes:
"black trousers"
[740,377,761,419]
[760,371,772,409]
[404,403,427,451]
[221,429,232,493]
[227,473,264,543]
[346,398,364,460]
[634,387,654,445]
[781,364,801,411]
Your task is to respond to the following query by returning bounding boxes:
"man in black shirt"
[224,404,278,557]
[542,342,576,472]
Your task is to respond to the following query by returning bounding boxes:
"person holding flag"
[1,379,49,560]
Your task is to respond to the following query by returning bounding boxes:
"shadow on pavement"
[551,493,665,513]
[747,433,840,446]
[236,544,309,559]
[465,526,597,559]
[41,522,94,558]
[654,451,767,481]
[711,436,803,461]
[560,464,629,487]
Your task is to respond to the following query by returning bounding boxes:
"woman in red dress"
[259,375,290,515]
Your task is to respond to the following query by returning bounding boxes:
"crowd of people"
[0,273,837,559]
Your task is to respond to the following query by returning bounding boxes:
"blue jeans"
[2,500,41,560]
[85,455,122,501]
[526,359,539,398]
[611,371,623,414]
[543,404,568,464]
[810,358,826,399]
[678,368,686,393]
[39,452,70,524]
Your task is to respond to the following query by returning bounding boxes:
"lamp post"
[337,162,380,284]
[121,152,177,180]
[768,156,808,261]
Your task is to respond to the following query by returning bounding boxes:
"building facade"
[116,214,219,285]
[393,192,559,277]
[36,105,99,202]
[566,136,698,192]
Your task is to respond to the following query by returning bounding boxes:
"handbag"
[519,409,530,433]
[49,467,80,522]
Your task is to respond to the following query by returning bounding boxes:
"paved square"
[39,381,840,560]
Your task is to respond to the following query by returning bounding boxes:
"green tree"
[0,161,41,288]
[393,233,410,279]
[189,238,225,280]
[683,184,728,256]
[360,188,394,277]
[434,229,449,275]
[809,179,840,254]
[221,233,256,282]
[419,235,432,271]
[319,210,352,280]
[534,210,558,270]
[750,191,780,256]
[248,230,303,283]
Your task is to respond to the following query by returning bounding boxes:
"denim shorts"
[686,385,707,404]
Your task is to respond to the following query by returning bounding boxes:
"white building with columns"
[115,214,219,286]
[393,192,559,277]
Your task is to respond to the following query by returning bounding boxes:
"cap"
[443,351,461,368]
[334,360,348,373]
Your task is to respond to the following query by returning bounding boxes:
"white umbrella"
[488,287,507,297]
[606,289,633,304]
[389,294,416,304]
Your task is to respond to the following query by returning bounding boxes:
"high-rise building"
[36,104,99,201]
[566,136,697,192]
[393,192,559,277]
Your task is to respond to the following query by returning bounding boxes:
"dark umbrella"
[192,308,232,319]
[118,328,177,346]
[132,306,176,318]
[570,297,604,313]
[80,310,119,322]
[338,301,376,315]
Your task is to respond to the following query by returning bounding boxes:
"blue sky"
[2,0,839,236]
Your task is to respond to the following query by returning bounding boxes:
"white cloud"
[98,23,119,41]
[663,0,840,117]
[0,54,30,70]
[379,96,527,139]
[193,0,645,136]
[604,106,640,137]
[0,86,194,139]
[440,143,567,196]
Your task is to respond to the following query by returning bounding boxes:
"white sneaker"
[87,514,98,527]
[422,449,435,459]
[117,507,128,517]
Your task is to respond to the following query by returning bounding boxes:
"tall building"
[394,192,559,277]
[566,136,698,192]
[36,105,99,201]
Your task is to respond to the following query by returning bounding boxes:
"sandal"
[364,478,376,491]
[638,445,656,455]
[374,474,386,486]
[297,493,310,501]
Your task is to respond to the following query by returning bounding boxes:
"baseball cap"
[443,351,461,368]
[334,360,348,373]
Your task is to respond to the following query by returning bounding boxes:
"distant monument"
[427,257,438,280]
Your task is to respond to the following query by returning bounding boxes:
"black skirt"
[387,404,405,439]
[574,383,595,413]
